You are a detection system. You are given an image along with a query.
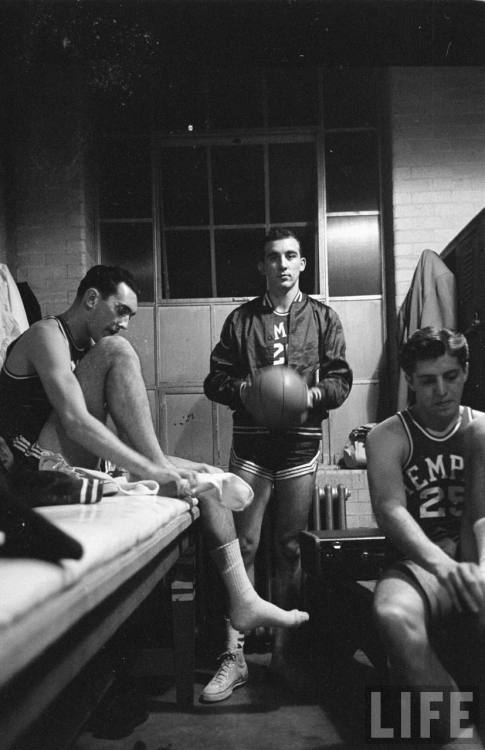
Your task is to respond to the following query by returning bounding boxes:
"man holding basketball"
[202,228,352,701]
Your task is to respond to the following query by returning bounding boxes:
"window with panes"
[98,67,382,302]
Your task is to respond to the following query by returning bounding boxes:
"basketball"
[244,366,308,430]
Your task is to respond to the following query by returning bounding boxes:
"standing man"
[202,228,352,701]
[366,327,485,746]
[0,264,309,636]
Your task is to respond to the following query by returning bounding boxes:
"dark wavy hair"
[260,228,302,260]
[399,326,469,376]
[76,265,140,300]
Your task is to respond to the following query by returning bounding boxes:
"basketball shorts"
[380,560,455,623]
[230,432,320,481]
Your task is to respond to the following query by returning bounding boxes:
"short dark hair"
[76,265,140,300]
[260,228,301,260]
[399,326,469,376]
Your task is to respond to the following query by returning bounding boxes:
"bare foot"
[229,592,309,632]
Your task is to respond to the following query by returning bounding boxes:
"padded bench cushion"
[0,494,199,689]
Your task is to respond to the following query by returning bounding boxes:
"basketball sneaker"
[201,650,248,703]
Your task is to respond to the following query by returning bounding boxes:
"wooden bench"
[0,494,199,749]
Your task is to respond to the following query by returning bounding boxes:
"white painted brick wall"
[391,66,485,310]
[11,64,96,315]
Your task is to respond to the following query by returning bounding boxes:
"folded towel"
[193,472,254,511]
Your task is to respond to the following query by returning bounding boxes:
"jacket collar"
[262,290,304,310]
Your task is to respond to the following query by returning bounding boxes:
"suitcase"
[300,527,389,675]
[300,527,388,581]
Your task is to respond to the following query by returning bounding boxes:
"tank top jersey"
[270,310,289,366]
[265,289,304,367]
[0,316,90,456]
[398,406,476,546]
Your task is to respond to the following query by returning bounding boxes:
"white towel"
[193,472,254,511]
[0,264,29,368]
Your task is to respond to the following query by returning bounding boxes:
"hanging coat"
[396,249,457,410]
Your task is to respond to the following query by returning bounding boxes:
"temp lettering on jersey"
[405,453,464,519]
[273,320,288,366]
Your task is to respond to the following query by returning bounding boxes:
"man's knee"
[93,334,138,359]
[273,533,301,569]
[87,335,141,374]
[374,595,427,651]
[238,533,260,564]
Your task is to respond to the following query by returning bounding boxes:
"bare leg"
[234,470,274,583]
[39,336,166,470]
[270,472,315,670]
[199,484,308,631]
[374,573,483,745]
[226,470,273,645]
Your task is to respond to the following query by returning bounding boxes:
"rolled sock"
[473,517,485,568]
[195,472,254,511]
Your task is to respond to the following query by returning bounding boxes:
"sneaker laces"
[211,652,238,685]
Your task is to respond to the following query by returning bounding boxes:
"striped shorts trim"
[230,445,319,482]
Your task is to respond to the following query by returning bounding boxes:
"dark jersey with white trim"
[0,316,90,457]
[398,407,476,546]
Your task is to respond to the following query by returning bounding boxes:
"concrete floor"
[72,647,476,750]
[72,648,381,750]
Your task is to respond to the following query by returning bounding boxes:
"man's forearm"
[203,369,244,409]
[313,371,352,410]
[376,504,452,574]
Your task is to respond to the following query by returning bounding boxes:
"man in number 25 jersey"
[366,326,485,745]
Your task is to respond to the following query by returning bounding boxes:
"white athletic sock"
[211,540,310,634]
[210,539,253,605]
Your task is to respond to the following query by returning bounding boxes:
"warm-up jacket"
[204,292,352,437]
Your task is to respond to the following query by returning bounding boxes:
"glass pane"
[208,68,263,129]
[212,146,265,225]
[327,215,381,296]
[266,68,319,126]
[215,229,266,297]
[99,139,152,219]
[161,147,209,226]
[164,231,211,298]
[269,143,316,223]
[323,68,379,128]
[100,223,154,302]
[325,131,379,213]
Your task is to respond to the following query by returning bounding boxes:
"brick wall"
[390,66,485,309]
[10,64,96,314]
